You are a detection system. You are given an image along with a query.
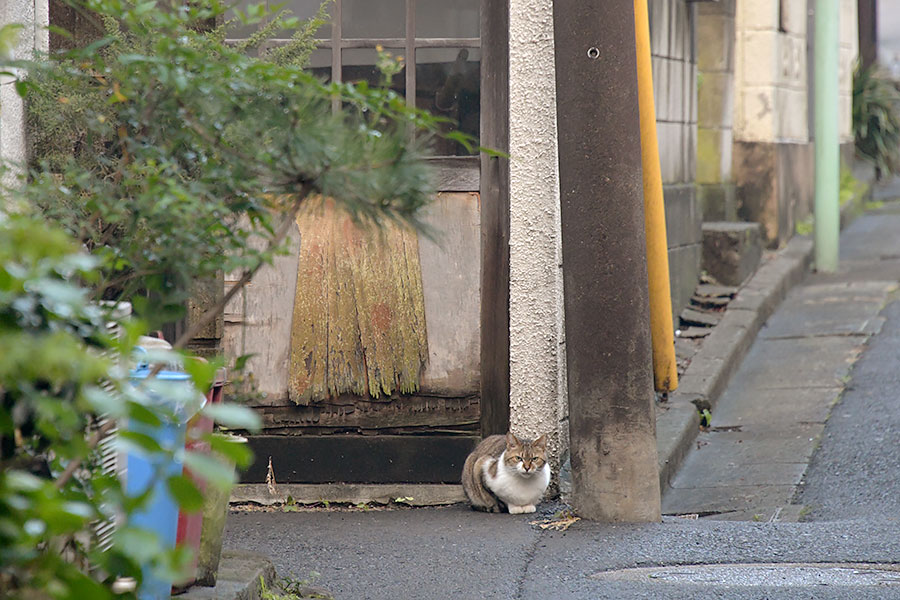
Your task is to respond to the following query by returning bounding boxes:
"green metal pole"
[815,0,840,273]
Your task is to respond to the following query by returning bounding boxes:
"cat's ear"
[506,431,520,447]
[533,434,548,449]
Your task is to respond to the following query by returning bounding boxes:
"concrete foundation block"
[702,221,763,286]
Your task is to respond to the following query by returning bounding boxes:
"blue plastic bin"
[125,366,201,600]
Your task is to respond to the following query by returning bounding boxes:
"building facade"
[4,0,861,495]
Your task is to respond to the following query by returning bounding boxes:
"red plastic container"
[173,369,225,591]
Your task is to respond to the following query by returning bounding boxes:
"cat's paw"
[523,504,537,513]
[507,505,530,514]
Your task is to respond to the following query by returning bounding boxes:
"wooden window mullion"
[406,0,416,111]
[331,0,342,113]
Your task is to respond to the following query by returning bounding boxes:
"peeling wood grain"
[289,200,429,404]
[258,394,479,432]
[221,194,481,412]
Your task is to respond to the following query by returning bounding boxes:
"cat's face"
[504,432,548,476]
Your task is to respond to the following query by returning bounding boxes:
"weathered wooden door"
[223,0,509,484]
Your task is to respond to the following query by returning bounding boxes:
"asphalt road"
[796,298,900,521]
[225,507,900,599]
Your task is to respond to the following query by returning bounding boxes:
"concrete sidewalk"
[221,195,900,599]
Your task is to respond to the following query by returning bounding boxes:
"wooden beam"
[239,435,479,484]
[479,0,511,437]
[256,395,479,433]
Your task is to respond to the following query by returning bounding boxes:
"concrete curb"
[656,235,815,492]
[180,550,275,600]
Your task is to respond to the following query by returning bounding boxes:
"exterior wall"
[650,0,701,323]
[733,0,811,247]
[840,0,858,144]
[732,0,857,248]
[222,194,482,422]
[879,0,900,77]
[507,0,568,476]
[696,0,737,221]
[1,0,48,198]
[734,0,809,144]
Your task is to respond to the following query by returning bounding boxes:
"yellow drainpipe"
[634,0,678,392]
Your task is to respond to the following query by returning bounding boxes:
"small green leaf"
[117,430,164,455]
[205,433,253,468]
[202,402,261,431]
[182,451,236,491]
[183,357,218,393]
[124,400,164,428]
[233,353,256,372]
[114,526,162,565]
[167,475,204,512]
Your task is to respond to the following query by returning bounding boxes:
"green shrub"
[11,0,473,337]
[853,63,900,177]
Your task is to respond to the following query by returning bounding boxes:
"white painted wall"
[508,0,568,474]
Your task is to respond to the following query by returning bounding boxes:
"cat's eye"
[513,456,522,462]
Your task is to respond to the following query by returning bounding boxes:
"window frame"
[236,0,483,190]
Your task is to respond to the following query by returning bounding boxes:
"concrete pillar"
[508,0,568,476]
[553,0,661,522]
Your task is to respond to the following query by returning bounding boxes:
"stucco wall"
[1,0,48,196]
[508,0,568,474]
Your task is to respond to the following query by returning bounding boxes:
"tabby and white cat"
[461,432,550,514]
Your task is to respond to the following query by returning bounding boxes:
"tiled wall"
[650,0,697,185]
[696,0,734,187]
[649,0,701,323]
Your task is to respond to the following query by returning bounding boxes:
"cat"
[461,431,550,514]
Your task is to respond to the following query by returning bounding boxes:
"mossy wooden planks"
[289,200,428,404]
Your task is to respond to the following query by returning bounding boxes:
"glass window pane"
[307,47,333,81]
[416,48,480,156]
[342,48,406,96]
[416,0,479,38]
[342,0,405,38]
[282,0,331,21]
[224,0,261,38]
[277,0,331,38]
[225,1,331,39]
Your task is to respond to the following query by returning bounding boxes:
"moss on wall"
[289,199,428,404]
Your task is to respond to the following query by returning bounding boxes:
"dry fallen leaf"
[530,515,581,531]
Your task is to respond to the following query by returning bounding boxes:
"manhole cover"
[592,563,900,587]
